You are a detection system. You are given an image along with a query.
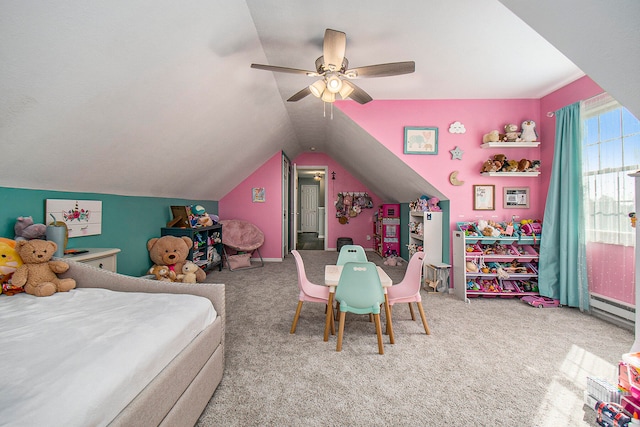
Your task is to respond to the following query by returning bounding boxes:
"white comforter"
[0,288,216,427]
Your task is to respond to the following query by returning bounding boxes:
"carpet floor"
[197,250,633,427]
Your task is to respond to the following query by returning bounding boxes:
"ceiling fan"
[251,29,415,105]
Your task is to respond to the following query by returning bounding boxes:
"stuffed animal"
[14,216,47,241]
[383,256,402,267]
[198,215,213,227]
[177,261,199,283]
[481,159,497,173]
[520,120,538,142]
[427,197,441,212]
[482,130,500,143]
[517,158,532,172]
[504,159,519,172]
[11,240,76,297]
[148,264,176,282]
[493,154,507,171]
[0,239,24,295]
[147,235,206,283]
[502,123,521,142]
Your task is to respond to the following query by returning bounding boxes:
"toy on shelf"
[520,120,538,142]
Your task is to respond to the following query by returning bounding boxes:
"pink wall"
[337,99,544,241]
[293,152,384,250]
[218,151,283,260]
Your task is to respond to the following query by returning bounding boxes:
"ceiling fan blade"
[343,80,373,104]
[346,61,415,78]
[287,87,312,102]
[322,29,346,72]
[251,63,318,77]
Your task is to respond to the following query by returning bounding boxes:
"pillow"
[227,253,251,269]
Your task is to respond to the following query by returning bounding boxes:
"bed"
[0,259,225,427]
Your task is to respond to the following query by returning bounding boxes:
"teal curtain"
[539,102,589,310]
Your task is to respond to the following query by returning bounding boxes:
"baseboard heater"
[589,293,635,330]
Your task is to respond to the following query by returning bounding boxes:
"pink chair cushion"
[219,219,265,251]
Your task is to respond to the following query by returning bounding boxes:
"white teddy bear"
[177,261,199,283]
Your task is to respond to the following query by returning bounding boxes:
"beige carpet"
[197,250,633,426]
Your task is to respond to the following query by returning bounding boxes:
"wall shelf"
[481,171,540,177]
[481,141,540,148]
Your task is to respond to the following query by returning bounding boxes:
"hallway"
[296,232,324,250]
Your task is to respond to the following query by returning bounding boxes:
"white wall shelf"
[481,141,540,148]
[481,171,540,177]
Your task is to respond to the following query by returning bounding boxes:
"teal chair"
[335,262,386,354]
[336,245,367,265]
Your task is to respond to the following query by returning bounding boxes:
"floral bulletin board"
[45,199,102,237]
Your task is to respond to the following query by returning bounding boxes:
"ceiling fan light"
[309,80,326,98]
[326,75,343,93]
[321,90,336,103]
[339,82,355,99]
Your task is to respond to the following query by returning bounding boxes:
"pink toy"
[427,197,441,212]
[521,295,560,308]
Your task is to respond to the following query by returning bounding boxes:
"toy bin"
[622,353,640,400]
[517,245,539,262]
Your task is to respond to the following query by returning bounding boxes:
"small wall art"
[473,185,495,211]
[404,126,438,155]
[252,187,266,203]
[503,187,530,209]
[45,199,102,237]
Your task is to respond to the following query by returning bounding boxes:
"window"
[582,93,640,246]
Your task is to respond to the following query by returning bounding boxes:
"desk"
[324,265,395,344]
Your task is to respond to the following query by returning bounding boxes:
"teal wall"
[0,187,217,277]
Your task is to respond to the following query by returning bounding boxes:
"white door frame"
[293,164,328,251]
[282,155,290,258]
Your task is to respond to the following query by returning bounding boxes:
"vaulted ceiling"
[1,1,638,202]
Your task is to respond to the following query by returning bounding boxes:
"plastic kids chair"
[386,251,431,335]
[335,262,386,354]
[290,250,335,335]
[336,245,367,265]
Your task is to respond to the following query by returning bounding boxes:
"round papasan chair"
[218,219,265,271]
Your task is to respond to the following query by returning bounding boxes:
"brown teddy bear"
[147,235,206,283]
[12,240,76,297]
[148,264,176,282]
[502,123,521,142]
[480,159,496,173]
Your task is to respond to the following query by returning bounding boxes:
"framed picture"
[504,187,530,209]
[404,126,438,155]
[473,185,495,210]
[252,187,266,203]
[45,199,103,237]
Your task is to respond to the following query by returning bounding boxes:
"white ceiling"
[1,0,638,202]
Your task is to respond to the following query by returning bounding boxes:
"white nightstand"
[64,248,121,272]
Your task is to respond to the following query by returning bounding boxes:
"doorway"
[294,165,328,251]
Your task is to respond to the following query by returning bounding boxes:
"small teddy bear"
[147,235,206,283]
[148,264,176,282]
[502,123,521,142]
[11,239,76,297]
[177,261,199,283]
